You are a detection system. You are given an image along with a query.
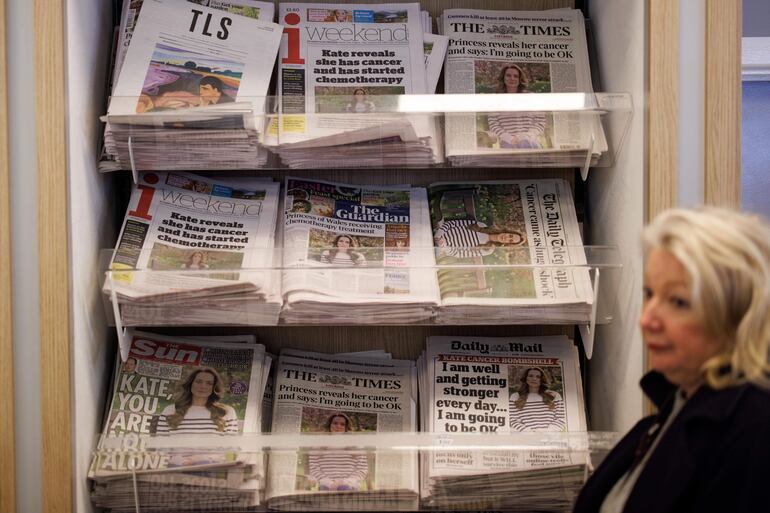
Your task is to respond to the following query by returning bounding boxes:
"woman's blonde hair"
[643,207,770,389]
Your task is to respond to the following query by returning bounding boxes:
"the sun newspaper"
[281,176,440,324]
[419,335,587,510]
[268,2,442,167]
[266,349,418,510]
[427,179,592,323]
[440,8,606,166]
[90,330,269,477]
[108,0,281,126]
[105,171,281,309]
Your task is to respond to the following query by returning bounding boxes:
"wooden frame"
[35,0,72,511]
[0,0,17,511]
[705,0,741,207]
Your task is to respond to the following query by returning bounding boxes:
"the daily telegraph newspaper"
[266,349,418,510]
[281,177,440,323]
[108,0,282,126]
[112,0,276,93]
[440,9,606,164]
[419,335,587,509]
[105,171,281,305]
[91,330,268,477]
[270,2,434,145]
[427,179,592,323]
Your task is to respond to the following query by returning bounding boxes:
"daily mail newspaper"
[270,2,434,147]
[281,177,440,323]
[266,350,418,509]
[90,330,268,478]
[109,0,282,127]
[427,179,592,323]
[105,171,280,303]
[112,0,276,93]
[420,335,586,508]
[440,9,606,163]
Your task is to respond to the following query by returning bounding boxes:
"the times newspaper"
[108,0,282,126]
[112,0,276,93]
[419,336,587,507]
[90,330,268,478]
[266,349,418,509]
[270,2,435,146]
[427,179,592,322]
[440,9,606,161]
[106,171,280,303]
[281,177,440,322]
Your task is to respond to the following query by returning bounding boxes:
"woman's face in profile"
[526,369,542,390]
[191,372,216,401]
[640,249,723,390]
[504,68,521,92]
[329,416,347,432]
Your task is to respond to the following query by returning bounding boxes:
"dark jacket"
[574,371,770,513]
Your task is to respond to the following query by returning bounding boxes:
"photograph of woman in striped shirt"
[509,366,566,432]
[434,218,525,259]
[156,367,239,435]
[321,234,367,267]
[307,412,369,491]
[486,64,548,149]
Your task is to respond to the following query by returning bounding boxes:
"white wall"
[584,0,645,432]
[66,1,118,512]
[7,0,42,511]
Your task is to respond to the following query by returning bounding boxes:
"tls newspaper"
[106,171,280,302]
[109,0,282,125]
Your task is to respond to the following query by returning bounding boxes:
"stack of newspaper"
[427,179,593,324]
[265,348,419,510]
[89,330,272,511]
[101,0,281,171]
[280,177,441,324]
[104,171,283,326]
[267,3,444,168]
[439,9,607,167]
[418,335,588,511]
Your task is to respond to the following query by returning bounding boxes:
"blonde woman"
[574,207,770,513]
[157,367,238,434]
[509,367,565,432]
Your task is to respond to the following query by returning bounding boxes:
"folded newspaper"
[266,349,419,510]
[280,176,440,324]
[268,2,443,168]
[440,8,607,167]
[105,171,282,327]
[418,335,587,511]
[89,330,270,510]
[102,0,282,171]
[427,179,593,324]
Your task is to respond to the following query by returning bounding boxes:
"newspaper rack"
[100,92,633,178]
[100,245,621,359]
[91,431,618,512]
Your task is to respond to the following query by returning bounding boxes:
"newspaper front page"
[109,0,282,126]
[420,335,587,509]
[271,2,433,147]
[91,330,267,478]
[281,177,439,322]
[427,179,592,322]
[106,171,280,304]
[440,9,605,161]
[266,350,418,509]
